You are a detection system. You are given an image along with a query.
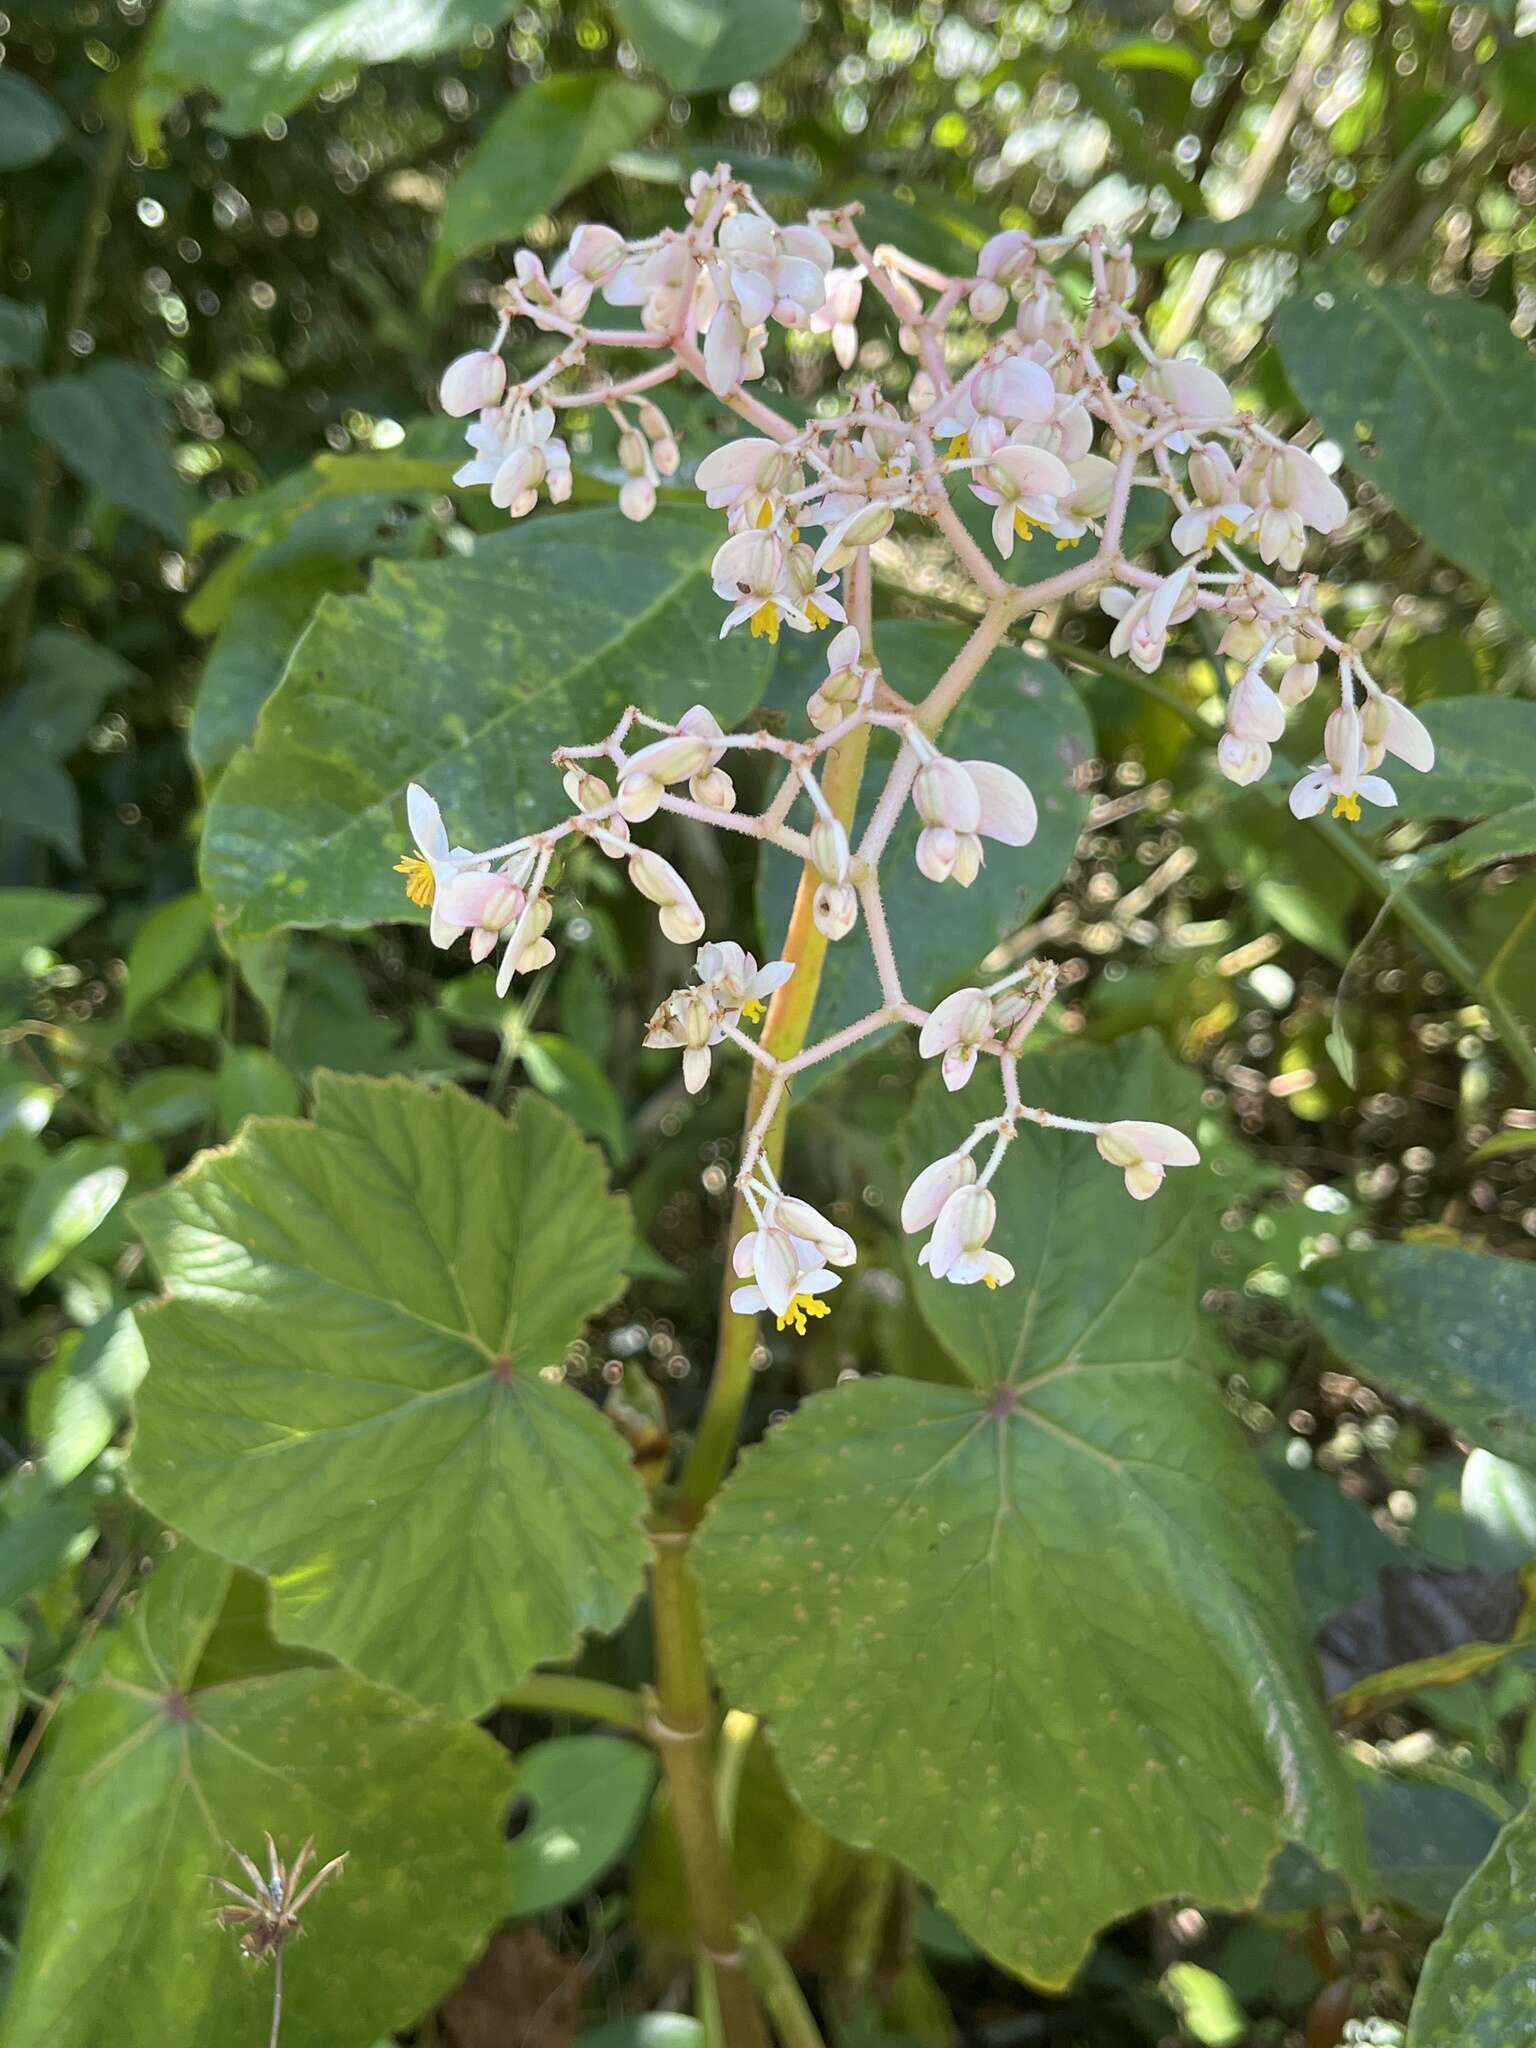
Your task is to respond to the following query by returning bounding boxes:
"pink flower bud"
[809,817,850,884]
[439,349,506,417]
[812,881,857,941]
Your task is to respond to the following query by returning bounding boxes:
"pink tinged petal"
[990,501,1016,559]
[1170,507,1213,556]
[1124,1161,1165,1200]
[987,442,1073,500]
[439,350,506,416]
[1226,671,1286,745]
[1105,1120,1201,1168]
[928,1185,995,1277]
[428,901,464,949]
[682,1047,712,1094]
[962,760,1037,846]
[900,1153,977,1233]
[1356,775,1397,809]
[1098,586,1136,622]
[407,783,449,862]
[730,1284,767,1316]
[733,1231,759,1279]
[941,1043,979,1091]
[919,987,984,1056]
[916,825,958,883]
[1289,770,1330,819]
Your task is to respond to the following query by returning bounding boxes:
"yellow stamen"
[946,434,970,459]
[749,602,781,644]
[1331,792,1362,822]
[395,853,436,907]
[775,1293,832,1337]
[789,525,801,542]
[983,1272,1001,1290]
[1055,537,1074,551]
[805,600,830,630]
[1213,514,1241,541]
[740,997,765,1023]
[755,500,774,530]
[1013,510,1038,541]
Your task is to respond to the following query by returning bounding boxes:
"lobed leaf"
[130,1074,648,1716]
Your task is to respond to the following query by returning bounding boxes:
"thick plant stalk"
[648,1537,769,2048]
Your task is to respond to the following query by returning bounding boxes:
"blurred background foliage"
[3,0,1536,2041]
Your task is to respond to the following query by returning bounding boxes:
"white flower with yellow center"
[729,1220,841,1335]
[393,784,482,948]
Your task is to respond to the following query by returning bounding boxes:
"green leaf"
[611,0,808,92]
[758,623,1090,1087]
[202,508,773,940]
[1303,1245,1536,1469]
[1393,699,1536,825]
[12,1141,130,1293]
[38,1309,149,1487]
[1102,36,1203,81]
[190,493,412,781]
[1405,1799,1536,2045]
[1462,1449,1536,1573]
[0,890,99,977]
[116,1067,218,1143]
[696,1037,1362,1990]
[1441,799,1536,880]
[138,0,519,136]
[28,362,192,544]
[124,892,213,1021]
[0,631,136,863]
[432,74,662,283]
[521,1033,628,1160]
[1137,197,1318,259]
[0,1489,96,1607]
[0,73,68,169]
[1273,264,1536,638]
[1269,1772,1499,1920]
[2,1546,514,2048]
[216,1046,303,1134]
[129,1075,648,1716]
[0,296,47,370]
[1160,1965,1246,2048]
[507,1734,657,1916]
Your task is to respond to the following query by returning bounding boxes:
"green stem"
[501,1674,650,1733]
[738,1924,829,2048]
[649,1539,768,2048]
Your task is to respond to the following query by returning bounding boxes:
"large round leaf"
[202,507,774,939]
[129,1074,648,1716]
[695,1038,1362,1988]
[4,1546,513,2048]
[612,0,808,92]
[758,622,1090,1085]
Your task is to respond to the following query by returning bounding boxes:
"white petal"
[1357,774,1398,809]
[407,783,449,862]
[730,1284,767,1315]
[1288,771,1330,820]
[962,760,1037,847]
[1382,697,1435,773]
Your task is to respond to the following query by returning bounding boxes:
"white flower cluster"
[409,164,1439,1339]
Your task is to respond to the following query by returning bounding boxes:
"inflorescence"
[398,163,1436,1338]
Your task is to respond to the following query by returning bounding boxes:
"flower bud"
[1226,669,1286,745]
[618,428,648,477]
[627,733,715,787]
[439,349,507,417]
[563,767,612,813]
[1278,660,1318,709]
[690,764,736,812]
[950,832,983,887]
[652,436,680,477]
[619,476,656,522]
[1291,629,1324,663]
[813,881,858,941]
[1216,733,1271,787]
[969,278,1008,324]
[900,1151,978,1233]
[809,817,850,885]
[491,444,546,509]
[617,773,663,823]
[1218,617,1267,663]
[913,757,981,834]
[916,825,958,884]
